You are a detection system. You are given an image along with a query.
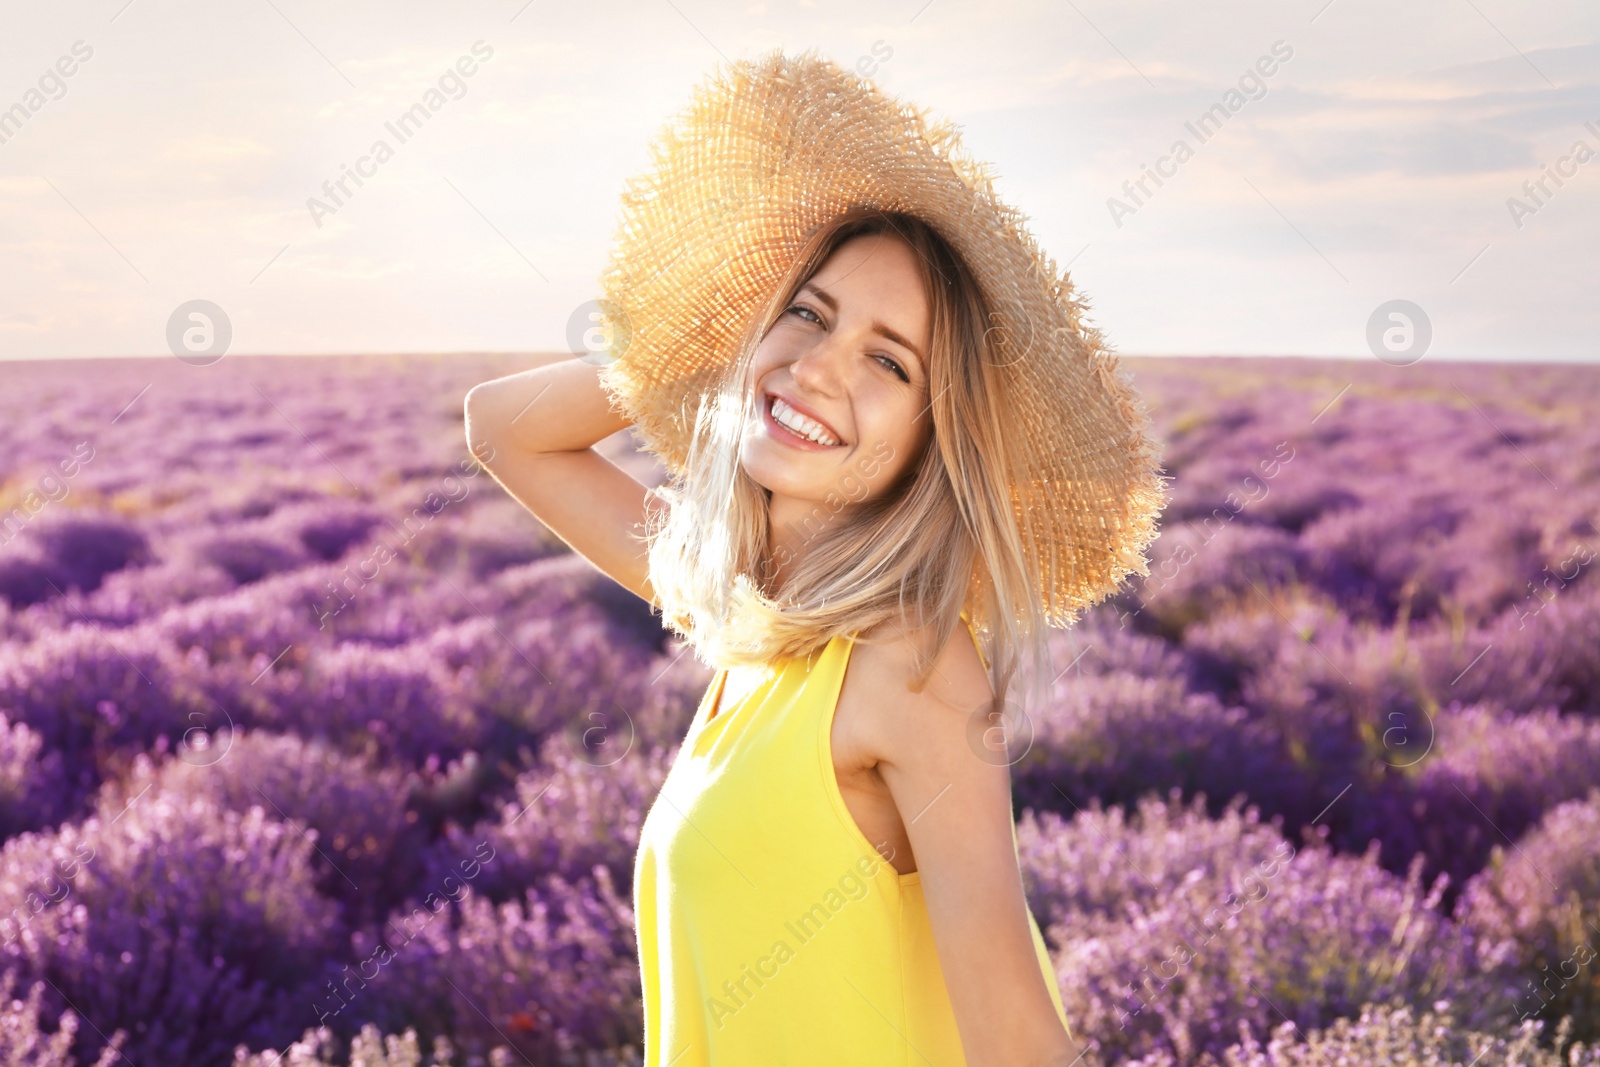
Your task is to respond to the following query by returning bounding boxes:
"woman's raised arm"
[463,356,663,606]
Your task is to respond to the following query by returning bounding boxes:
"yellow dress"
[632,614,1072,1064]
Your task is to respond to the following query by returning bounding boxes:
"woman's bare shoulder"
[849,612,993,741]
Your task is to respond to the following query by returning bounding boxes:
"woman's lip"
[762,394,845,451]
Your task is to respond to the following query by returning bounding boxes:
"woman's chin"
[740,443,803,484]
[739,456,817,502]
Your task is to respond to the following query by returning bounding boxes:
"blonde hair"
[644,206,1059,718]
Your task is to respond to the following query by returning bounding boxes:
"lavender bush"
[1349,703,1600,908]
[0,712,72,839]
[1019,791,1520,1064]
[0,779,345,1065]
[1013,667,1299,823]
[1121,1002,1600,1067]
[105,729,430,926]
[1457,789,1600,1039]
[232,1026,455,1067]
[333,867,641,1066]
[0,968,128,1067]
[0,546,74,611]
[0,620,214,809]
[420,733,674,904]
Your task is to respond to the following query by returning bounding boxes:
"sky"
[0,0,1595,362]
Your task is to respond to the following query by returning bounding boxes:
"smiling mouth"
[763,393,845,449]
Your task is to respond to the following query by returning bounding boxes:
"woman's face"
[740,233,934,533]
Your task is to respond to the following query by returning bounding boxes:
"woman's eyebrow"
[799,282,926,367]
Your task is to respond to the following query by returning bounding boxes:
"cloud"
[153,133,273,165]
[0,313,55,334]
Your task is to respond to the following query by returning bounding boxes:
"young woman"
[464,51,1163,1067]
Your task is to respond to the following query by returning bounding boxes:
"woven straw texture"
[595,47,1167,626]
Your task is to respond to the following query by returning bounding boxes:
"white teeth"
[770,397,841,446]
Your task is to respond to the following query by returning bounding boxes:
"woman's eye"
[875,355,910,383]
[786,304,822,325]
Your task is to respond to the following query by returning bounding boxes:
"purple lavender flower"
[0,779,345,1065]
[1347,703,1600,910]
[0,548,73,610]
[110,727,429,926]
[1018,791,1516,1063]
[31,512,152,594]
[1457,788,1600,1040]
[421,733,674,904]
[192,529,309,586]
[333,867,641,1064]
[0,968,129,1067]
[0,619,212,757]
[0,711,72,840]
[1119,1001,1600,1067]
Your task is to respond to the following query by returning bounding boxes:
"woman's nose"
[789,336,845,394]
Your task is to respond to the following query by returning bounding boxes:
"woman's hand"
[464,356,662,605]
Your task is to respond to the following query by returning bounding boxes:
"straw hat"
[594,47,1167,628]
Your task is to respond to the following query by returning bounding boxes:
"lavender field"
[1,352,1598,1066]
